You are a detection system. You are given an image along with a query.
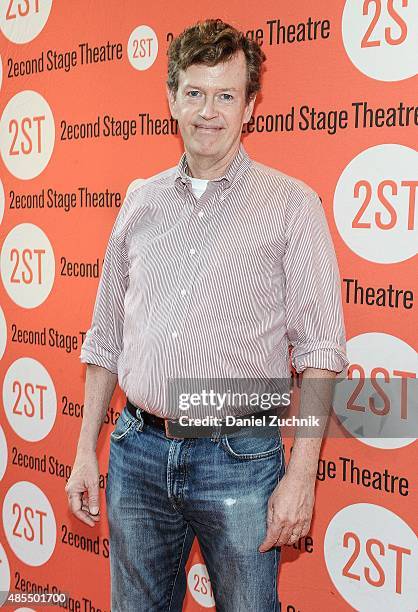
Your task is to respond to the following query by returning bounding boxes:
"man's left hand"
[259,471,315,551]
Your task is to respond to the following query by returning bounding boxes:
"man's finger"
[285,532,302,546]
[81,501,101,522]
[259,524,284,552]
[73,508,96,527]
[67,493,95,527]
[67,491,82,513]
[87,481,100,516]
[275,525,295,546]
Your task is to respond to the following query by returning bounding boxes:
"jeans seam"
[181,441,194,503]
[167,523,191,612]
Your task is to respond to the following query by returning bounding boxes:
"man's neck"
[185,144,240,179]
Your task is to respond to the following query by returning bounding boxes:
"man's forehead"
[178,55,247,89]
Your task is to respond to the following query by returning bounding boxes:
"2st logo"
[6,0,41,19]
[362,0,408,48]
[333,333,417,449]
[1,0,53,44]
[0,224,55,308]
[352,179,416,232]
[334,145,417,264]
[0,91,55,180]
[342,531,410,594]
[3,357,57,441]
[342,0,417,81]
[127,25,158,71]
[2,482,56,566]
[187,563,215,608]
[325,504,417,610]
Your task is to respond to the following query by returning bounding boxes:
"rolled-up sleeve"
[79,200,130,374]
[283,188,350,375]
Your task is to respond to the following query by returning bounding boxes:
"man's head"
[166,19,266,169]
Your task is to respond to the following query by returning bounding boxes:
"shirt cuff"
[79,344,119,375]
[291,347,350,375]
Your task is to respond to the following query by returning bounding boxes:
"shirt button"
[180,289,187,296]
[171,331,178,339]
[189,248,196,256]
[198,210,204,218]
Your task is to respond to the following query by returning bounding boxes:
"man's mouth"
[194,125,223,131]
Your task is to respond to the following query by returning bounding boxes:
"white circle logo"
[2,481,56,566]
[0,305,6,359]
[0,0,53,44]
[0,426,7,481]
[0,223,55,308]
[127,25,159,71]
[342,0,418,81]
[187,563,215,608]
[333,333,417,449]
[334,144,418,263]
[3,357,57,441]
[0,90,55,180]
[325,503,418,611]
[0,543,11,606]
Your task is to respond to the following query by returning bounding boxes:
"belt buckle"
[164,419,182,440]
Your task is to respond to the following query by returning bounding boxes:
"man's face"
[167,50,256,164]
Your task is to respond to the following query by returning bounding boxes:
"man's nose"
[199,97,218,120]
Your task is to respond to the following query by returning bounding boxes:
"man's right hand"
[65,450,101,527]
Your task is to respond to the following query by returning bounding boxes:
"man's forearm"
[286,367,337,478]
[77,364,118,453]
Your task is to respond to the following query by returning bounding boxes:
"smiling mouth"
[194,125,223,131]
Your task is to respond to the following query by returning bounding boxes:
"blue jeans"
[106,403,286,611]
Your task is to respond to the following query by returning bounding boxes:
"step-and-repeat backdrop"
[0,1,417,611]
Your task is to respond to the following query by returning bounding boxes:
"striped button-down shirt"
[79,144,349,418]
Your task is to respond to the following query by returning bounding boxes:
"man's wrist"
[76,441,97,454]
[286,466,317,483]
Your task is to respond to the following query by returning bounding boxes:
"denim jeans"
[105,403,286,612]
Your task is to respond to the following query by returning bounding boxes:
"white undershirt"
[190,177,209,199]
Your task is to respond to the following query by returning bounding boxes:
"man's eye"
[187,90,201,97]
[220,93,233,101]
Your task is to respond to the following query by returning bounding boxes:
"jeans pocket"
[220,429,283,461]
[110,406,137,443]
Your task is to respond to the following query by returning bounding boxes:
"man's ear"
[243,94,257,124]
[166,85,177,119]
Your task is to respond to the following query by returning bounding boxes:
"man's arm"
[286,367,337,477]
[66,192,135,526]
[260,188,349,551]
[65,364,117,526]
[259,367,336,551]
[77,364,118,452]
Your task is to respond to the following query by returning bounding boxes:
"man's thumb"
[88,482,100,515]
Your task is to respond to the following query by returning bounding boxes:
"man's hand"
[65,450,101,527]
[259,471,315,551]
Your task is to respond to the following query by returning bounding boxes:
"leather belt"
[127,398,233,439]
[126,397,280,440]
[126,398,196,439]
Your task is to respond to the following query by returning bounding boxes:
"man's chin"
[189,137,227,155]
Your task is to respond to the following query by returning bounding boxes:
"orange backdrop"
[0,1,417,611]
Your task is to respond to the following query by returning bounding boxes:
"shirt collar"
[174,144,251,192]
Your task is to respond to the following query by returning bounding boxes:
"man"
[66,19,349,612]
